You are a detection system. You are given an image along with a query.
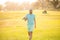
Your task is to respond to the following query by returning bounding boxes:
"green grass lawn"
[0,10,60,40]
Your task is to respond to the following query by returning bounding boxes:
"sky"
[0,0,37,5]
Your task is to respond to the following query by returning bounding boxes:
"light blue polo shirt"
[26,14,35,25]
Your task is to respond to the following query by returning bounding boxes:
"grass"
[0,10,60,40]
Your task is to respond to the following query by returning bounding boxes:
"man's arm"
[34,18,36,28]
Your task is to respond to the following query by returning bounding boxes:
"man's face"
[29,10,32,14]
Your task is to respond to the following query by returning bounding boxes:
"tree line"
[0,0,60,11]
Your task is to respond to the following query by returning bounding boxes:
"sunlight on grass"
[0,10,60,40]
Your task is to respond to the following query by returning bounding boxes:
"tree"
[4,1,18,10]
[50,0,59,8]
[31,1,41,9]
[33,0,49,9]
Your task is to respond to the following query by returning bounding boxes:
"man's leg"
[28,25,34,40]
[28,32,33,40]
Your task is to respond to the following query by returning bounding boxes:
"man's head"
[29,9,32,14]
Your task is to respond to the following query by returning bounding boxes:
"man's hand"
[23,17,27,21]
